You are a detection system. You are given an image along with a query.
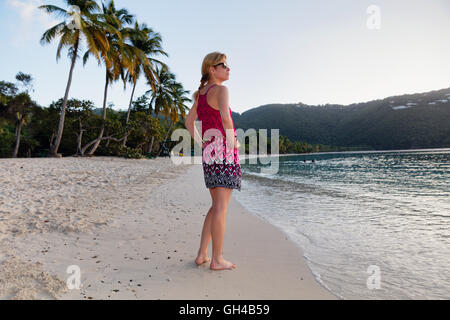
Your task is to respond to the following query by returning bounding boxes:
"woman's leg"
[210,187,236,270]
[195,188,216,265]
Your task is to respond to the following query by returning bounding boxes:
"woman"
[185,52,241,271]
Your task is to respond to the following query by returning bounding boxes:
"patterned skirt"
[202,137,241,192]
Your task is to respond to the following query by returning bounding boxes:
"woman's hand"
[234,137,241,149]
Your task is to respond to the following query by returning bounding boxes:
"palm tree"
[157,82,190,156]
[0,82,18,112]
[145,67,190,156]
[145,67,173,155]
[39,0,113,157]
[7,93,35,158]
[15,72,34,93]
[146,67,176,119]
[122,22,169,147]
[83,0,134,156]
[169,82,190,124]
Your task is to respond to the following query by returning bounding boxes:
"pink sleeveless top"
[196,84,236,140]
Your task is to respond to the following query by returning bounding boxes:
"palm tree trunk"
[122,81,136,147]
[50,36,79,158]
[12,118,24,158]
[157,120,173,156]
[163,121,173,141]
[148,136,155,154]
[76,119,85,156]
[87,70,109,156]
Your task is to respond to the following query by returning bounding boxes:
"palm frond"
[82,50,90,66]
[56,29,79,61]
[81,0,101,14]
[38,5,69,18]
[40,22,66,45]
[83,30,102,64]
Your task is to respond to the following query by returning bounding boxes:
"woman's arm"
[217,86,238,149]
[185,96,203,147]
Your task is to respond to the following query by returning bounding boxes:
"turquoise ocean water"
[234,148,450,299]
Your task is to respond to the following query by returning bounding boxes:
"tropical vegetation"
[0,0,190,159]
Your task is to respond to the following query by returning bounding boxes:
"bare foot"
[210,258,237,270]
[195,255,211,266]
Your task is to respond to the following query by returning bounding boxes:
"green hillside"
[232,87,450,150]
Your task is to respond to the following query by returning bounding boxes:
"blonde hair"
[193,51,227,103]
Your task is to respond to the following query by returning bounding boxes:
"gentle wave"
[234,149,450,299]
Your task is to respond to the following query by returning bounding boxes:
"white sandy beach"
[0,156,337,300]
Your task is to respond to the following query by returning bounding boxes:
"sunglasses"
[214,62,231,70]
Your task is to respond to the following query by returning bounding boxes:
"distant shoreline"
[260,147,450,158]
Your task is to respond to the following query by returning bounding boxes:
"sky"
[1,0,450,114]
